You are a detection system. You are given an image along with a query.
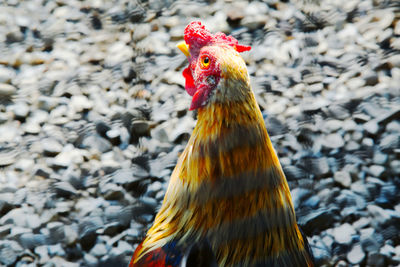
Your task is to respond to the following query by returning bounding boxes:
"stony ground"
[0,0,399,266]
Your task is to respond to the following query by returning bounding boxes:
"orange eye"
[201,56,210,68]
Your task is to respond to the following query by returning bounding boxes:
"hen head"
[177,21,252,110]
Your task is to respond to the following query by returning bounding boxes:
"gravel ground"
[0,0,399,266]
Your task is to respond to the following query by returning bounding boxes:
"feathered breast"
[134,93,312,266]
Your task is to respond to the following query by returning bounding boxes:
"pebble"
[53,181,78,198]
[347,244,365,264]
[368,165,385,178]
[41,138,63,156]
[334,171,352,188]
[298,208,336,234]
[333,223,356,245]
[323,133,345,150]
[364,120,379,135]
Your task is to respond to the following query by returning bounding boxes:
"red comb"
[184,21,251,52]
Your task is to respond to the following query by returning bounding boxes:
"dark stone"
[6,30,24,43]
[283,166,307,181]
[298,208,338,235]
[95,121,111,138]
[367,251,387,266]
[79,217,103,251]
[130,120,151,142]
[110,166,150,196]
[97,255,127,267]
[375,184,397,208]
[100,183,124,200]
[0,197,14,217]
[53,182,78,198]
[106,128,121,146]
[91,12,102,30]
[353,113,371,123]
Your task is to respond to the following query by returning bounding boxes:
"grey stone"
[353,217,371,230]
[360,228,383,252]
[323,133,344,149]
[347,244,365,264]
[333,223,356,245]
[376,107,400,125]
[379,134,399,152]
[0,67,16,83]
[12,102,30,120]
[48,243,66,257]
[368,165,385,178]
[81,134,112,153]
[311,157,331,178]
[90,242,108,257]
[34,245,50,264]
[334,171,352,188]
[380,244,395,258]
[364,120,379,135]
[346,140,358,152]
[0,83,16,96]
[303,195,320,209]
[41,138,63,156]
[51,146,84,168]
[84,253,99,266]
[373,151,388,165]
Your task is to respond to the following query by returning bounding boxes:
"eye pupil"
[204,57,209,64]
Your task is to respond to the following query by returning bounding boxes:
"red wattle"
[182,67,196,96]
[189,87,210,111]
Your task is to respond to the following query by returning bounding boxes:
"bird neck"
[138,91,309,266]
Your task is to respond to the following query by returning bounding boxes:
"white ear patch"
[207,76,216,85]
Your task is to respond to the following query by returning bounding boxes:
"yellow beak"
[177,41,190,57]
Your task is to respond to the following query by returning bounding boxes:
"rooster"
[130,21,314,267]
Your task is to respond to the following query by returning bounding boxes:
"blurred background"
[0,0,399,266]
